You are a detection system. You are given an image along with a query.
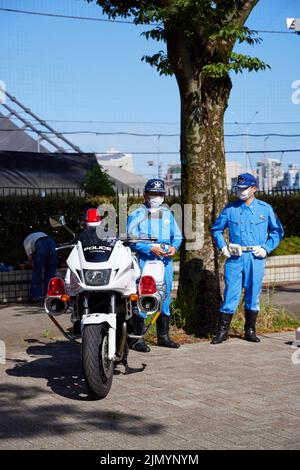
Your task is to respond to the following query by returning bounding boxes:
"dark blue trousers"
[31,237,57,299]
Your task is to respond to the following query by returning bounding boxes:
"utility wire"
[226,148,300,155]
[0,7,150,25]
[1,128,300,138]
[256,30,294,34]
[1,116,300,125]
[0,7,295,35]
[0,149,297,155]
[226,133,300,138]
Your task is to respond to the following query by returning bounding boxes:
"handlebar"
[56,238,78,250]
[55,236,158,250]
[121,237,158,244]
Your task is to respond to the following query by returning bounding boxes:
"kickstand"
[122,343,130,374]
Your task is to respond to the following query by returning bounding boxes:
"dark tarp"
[0,112,49,153]
[0,150,97,189]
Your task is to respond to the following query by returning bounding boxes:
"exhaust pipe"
[137,292,161,315]
[44,297,69,316]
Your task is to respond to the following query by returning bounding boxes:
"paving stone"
[0,305,300,450]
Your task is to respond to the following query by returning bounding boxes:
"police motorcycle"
[44,210,166,399]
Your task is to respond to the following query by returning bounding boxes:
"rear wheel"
[82,324,113,399]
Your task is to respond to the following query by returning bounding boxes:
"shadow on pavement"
[262,285,300,293]
[274,286,300,293]
[8,304,45,315]
[0,381,164,441]
[6,340,149,401]
[6,341,88,400]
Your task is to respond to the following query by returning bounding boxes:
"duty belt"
[241,245,260,252]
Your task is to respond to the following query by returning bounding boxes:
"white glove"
[221,245,231,258]
[253,246,267,258]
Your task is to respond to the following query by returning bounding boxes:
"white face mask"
[237,188,253,201]
[149,195,164,208]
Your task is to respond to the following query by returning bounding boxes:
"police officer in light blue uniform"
[127,178,183,352]
[211,173,284,344]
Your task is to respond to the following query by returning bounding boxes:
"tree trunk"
[177,74,232,335]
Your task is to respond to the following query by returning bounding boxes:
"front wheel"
[82,324,113,399]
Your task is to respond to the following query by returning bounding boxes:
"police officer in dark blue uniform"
[211,173,284,344]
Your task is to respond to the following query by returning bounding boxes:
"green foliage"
[141,27,165,42]
[170,297,186,328]
[87,0,266,78]
[0,195,114,266]
[209,25,262,46]
[80,165,115,196]
[202,53,270,78]
[142,51,173,76]
[272,236,300,256]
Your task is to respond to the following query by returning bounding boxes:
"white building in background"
[165,163,181,191]
[283,164,300,189]
[96,148,146,192]
[96,148,134,173]
[225,161,244,190]
[256,158,284,191]
[165,160,256,192]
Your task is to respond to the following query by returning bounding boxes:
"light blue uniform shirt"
[127,205,183,259]
[212,198,284,254]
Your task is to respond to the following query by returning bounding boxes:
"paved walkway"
[261,284,300,319]
[0,304,300,450]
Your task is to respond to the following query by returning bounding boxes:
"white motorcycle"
[44,215,165,399]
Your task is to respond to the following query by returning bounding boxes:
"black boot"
[211,313,233,344]
[244,310,260,343]
[156,315,180,348]
[130,315,150,353]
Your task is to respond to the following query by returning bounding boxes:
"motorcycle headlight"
[84,269,111,286]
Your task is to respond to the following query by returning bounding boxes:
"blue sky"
[0,0,300,177]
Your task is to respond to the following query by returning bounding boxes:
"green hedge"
[0,196,98,267]
[0,193,299,267]
[272,236,300,256]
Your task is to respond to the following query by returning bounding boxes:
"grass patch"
[143,298,205,346]
[231,291,299,336]
[143,288,299,345]
[144,318,206,346]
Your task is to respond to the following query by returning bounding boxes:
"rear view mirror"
[49,215,66,228]
[49,215,75,238]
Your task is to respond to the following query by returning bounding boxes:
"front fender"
[81,313,116,360]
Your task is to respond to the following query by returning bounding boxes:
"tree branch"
[165,27,194,83]
[235,0,260,26]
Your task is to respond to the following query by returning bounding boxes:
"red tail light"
[86,208,100,223]
[139,276,157,295]
[47,277,65,296]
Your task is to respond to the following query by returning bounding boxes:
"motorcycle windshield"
[79,228,116,263]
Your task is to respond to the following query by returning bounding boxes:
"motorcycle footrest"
[127,333,144,340]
